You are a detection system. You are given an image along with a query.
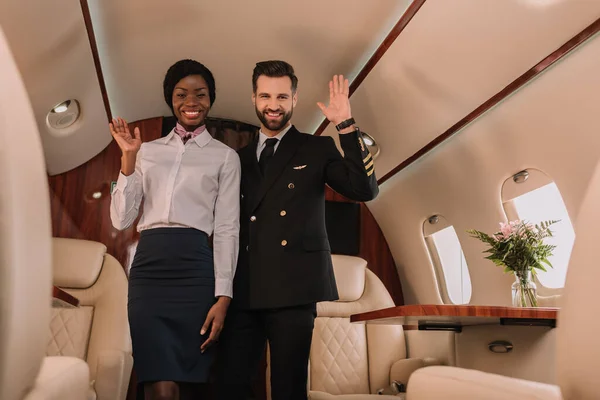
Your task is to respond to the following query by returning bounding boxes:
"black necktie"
[259,138,278,175]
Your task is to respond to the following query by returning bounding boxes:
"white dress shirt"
[255,123,292,160]
[110,129,241,298]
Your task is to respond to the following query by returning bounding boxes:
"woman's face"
[172,74,211,130]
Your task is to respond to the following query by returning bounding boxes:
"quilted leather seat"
[267,255,438,400]
[49,238,133,400]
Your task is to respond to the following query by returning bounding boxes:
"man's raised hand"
[317,75,352,126]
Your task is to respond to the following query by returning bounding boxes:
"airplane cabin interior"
[1,1,600,399]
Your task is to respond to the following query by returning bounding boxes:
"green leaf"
[541,258,554,269]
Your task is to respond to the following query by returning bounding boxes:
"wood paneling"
[326,187,404,305]
[378,16,600,185]
[351,304,558,327]
[49,117,163,267]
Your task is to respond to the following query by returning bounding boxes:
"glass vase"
[511,271,538,307]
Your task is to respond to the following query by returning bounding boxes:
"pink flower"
[499,222,513,238]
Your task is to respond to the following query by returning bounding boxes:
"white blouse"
[110,129,241,298]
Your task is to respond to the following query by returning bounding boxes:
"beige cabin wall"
[454,325,556,384]
[367,33,600,306]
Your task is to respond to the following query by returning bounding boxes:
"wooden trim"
[378,17,600,185]
[351,304,558,323]
[314,0,427,136]
[325,187,404,305]
[52,286,80,307]
[79,0,112,121]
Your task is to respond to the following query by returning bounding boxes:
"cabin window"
[502,169,575,289]
[424,216,472,304]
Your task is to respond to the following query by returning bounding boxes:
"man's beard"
[255,106,293,132]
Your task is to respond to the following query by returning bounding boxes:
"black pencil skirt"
[128,227,217,383]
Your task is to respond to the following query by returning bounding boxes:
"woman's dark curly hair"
[163,59,216,113]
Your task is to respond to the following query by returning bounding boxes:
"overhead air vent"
[46,99,80,132]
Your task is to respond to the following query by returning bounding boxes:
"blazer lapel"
[250,127,305,212]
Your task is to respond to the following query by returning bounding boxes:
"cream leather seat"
[0,26,89,400]
[50,238,133,400]
[406,162,600,400]
[268,255,438,400]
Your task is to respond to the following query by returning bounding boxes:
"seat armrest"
[389,357,440,389]
[93,350,134,400]
[24,356,90,400]
[406,366,562,400]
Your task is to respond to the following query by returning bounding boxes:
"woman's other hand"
[200,296,231,353]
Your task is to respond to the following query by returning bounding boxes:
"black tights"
[143,381,208,400]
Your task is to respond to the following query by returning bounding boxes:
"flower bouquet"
[467,220,558,307]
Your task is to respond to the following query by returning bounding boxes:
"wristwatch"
[335,118,355,131]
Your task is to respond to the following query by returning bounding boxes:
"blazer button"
[288,183,295,189]
[246,245,249,251]
[280,210,287,217]
[281,240,287,246]
[250,216,256,222]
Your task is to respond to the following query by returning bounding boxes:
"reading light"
[52,100,70,113]
[361,131,380,159]
[84,182,109,202]
[513,170,529,183]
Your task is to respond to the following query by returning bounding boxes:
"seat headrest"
[52,237,107,288]
[331,255,367,302]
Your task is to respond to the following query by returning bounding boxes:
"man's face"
[252,75,297,132]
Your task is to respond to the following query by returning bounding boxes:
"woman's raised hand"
[110,117,141,154]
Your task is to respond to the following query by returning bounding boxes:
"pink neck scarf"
[174,122,206,144]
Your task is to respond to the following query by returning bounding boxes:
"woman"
[110,59,240,400]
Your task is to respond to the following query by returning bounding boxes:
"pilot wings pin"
[293,164,307,170]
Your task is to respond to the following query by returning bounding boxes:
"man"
[216,60,378,400]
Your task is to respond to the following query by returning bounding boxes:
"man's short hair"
[252,60,298,93]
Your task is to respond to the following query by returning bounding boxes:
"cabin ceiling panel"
[321,0,600,180]
[87,0,412,133]
[0,0,111,175]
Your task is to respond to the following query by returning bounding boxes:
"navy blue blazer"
[232,126,378,309]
